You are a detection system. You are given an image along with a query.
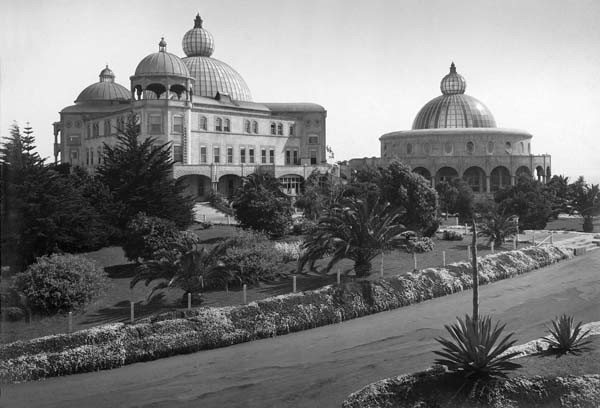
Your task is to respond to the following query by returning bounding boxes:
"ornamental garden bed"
[0,245,571,383]
[342,335,600,408]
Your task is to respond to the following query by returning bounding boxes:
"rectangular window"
[93,123,99,138]
[261,149,267,164]
[310,150,317,165]
[249,148,255,164]
[200,146,207,163]
[285,150,291,165]
[269,149,275,164]
[90,150,94,164]
[227,147,233,163]
[293,150,300,165]
[173,116,183,133]
[213,147,220,163]
[308,136,319,144]
[104,120,111,136]
[70,149,79,160]
[240,147,246,164]
[86,149,89,165]
[173,145,183,163]
[68,135,81,145]
[253,121,258,133]
[97,147,102,164]
[149,114,162,133]
[224,119,230,132]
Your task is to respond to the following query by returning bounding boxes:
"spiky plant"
[434,315,521,379]
[543,314,592,355]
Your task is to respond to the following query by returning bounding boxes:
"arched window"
[277,123,283,135]
[215,117,222,132]
[200,116,207,131]
[245,120,251,133]
[253,121,259,133]
[270,122,276,135]
[444,142,453,155]
[505,142,512,153]
[224,118,231,132]
[289,124,295,136]
[487,141,494,154]
[406,143,413,155]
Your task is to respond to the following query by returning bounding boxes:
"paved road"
[2,251,599,408]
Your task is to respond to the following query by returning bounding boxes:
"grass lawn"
[0,221,590,344]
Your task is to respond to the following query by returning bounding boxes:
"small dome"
[75,66,130,103]
[182,14,215,57]
[440,62,466,94]
[180,15,252,101]
[412,63,496,129]
[134,38,190,77]
[99,65,115,82]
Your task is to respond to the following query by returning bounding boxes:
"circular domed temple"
[371,63,551,193]
[55,13,328,200]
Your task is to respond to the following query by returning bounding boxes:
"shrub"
[434,315,521,379]
[13,254,109,315]
[274,241,304,262]
[543,314,592,355]
[217,232,286,285]
[291,219,317,235]
[442,230,463,241]
[5,307,26,322]
[207,191,234,216]
[407,237,435,253]
[123,213,199,262]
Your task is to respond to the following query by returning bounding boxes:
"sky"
[1,0,599,183]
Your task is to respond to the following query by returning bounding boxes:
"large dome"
[135,38,190,77]
[181,15,252,101]
[412,63,496,130]
[75,65,130,103]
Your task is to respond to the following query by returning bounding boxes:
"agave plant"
[543,314,592,355]
[433,315,521,379]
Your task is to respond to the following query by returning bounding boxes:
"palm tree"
[478,209,518,247]
[131,242,228,300]
[297,197,407,277]
[571,180,599,232]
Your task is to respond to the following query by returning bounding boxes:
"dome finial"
[450,62,456,73]
[159,37,167,52]
[194,14,203,28]
[99,65,115,82]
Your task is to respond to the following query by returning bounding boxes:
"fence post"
[203,214,206,223]
[68,311,73,334]
[187,292,191,311]
[227,216,231,225]
[442,250,446,267]
[491,242,495,253]
[467,245,471,258]
[337,269,341,284]
[550,231,554,244]
[513,236,517,250]
[130,301,135,324]
[380,253,384,278]
[464,224,468,235]
[200,276,204,289]
[292,275,297,293]
[242,284,247,304]
[413,252,417,271]
[532,232,535,245]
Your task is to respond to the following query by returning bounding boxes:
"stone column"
[485,176,491,193]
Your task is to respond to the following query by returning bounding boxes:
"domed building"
[54,14,328,199]
[352,63,551,194]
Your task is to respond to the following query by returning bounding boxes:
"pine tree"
[96,113,193,230]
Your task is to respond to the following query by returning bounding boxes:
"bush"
[13,254,109,315]
[5,307,26,322]
[123,213,199,262]
[274,241,304,262]
[543,314,592,355]
[207,191,234,216]
[408,237,435,253]
[442,230,463,241]
[217,231,286,285]
[291,219,317,235]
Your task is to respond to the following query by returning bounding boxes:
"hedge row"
[342,366,600,407]
[0,246,571,383]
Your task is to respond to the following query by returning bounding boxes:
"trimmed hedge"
[342,366,600,407]
[0,246,571,383]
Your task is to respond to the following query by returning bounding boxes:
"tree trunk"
[471,220,479,323]
[583,216,594,233]
[354,258,372,278]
